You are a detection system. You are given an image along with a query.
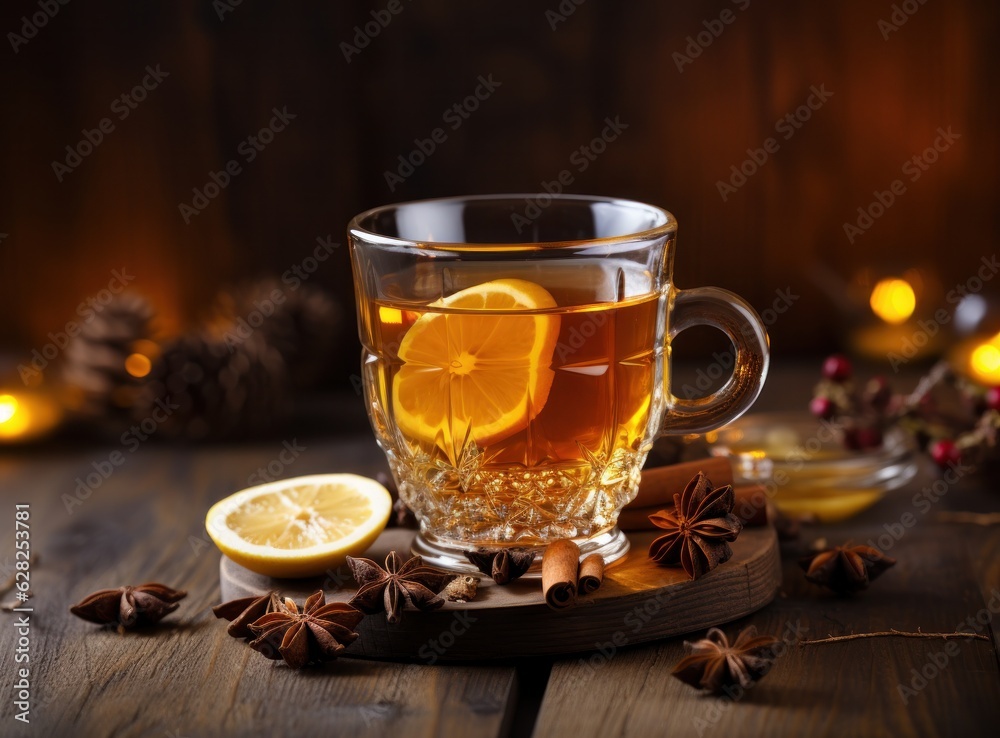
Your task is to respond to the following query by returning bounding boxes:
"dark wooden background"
[1,0,999,390]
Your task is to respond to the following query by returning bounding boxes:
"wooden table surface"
[2,363,999,737]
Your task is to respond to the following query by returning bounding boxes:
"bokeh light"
[124,353,153,378]
[870,278,916,324]
[0,394,18,424]
[970,335,1000,384]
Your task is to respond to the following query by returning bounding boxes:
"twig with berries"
[810,356,1000,470]
[810,355,891,451]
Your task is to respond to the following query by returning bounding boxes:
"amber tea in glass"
[349,195,768,570]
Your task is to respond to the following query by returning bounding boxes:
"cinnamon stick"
[578,554,605,595]
[730,484,771,526]
[619,484,770,530]
[542,539,580,610]
[630,457,733,508]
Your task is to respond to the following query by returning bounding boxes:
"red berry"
[855,427,883,450]
[929,439,962,469]
[986,386,1000,411]
[842,428,861,451]
[810,396,835,419]
[866,376,891,410]
[822,354,853,382]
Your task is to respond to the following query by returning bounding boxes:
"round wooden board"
[219,527,781,662]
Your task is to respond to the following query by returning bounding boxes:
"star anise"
[70,582,187,630]
[247,590,363,668]
[773,510,806,542]
[672,626,779,695]
[212,591,281,638]
[464,548,534,584]
[347,551,455,623]
[800,543,896,594]
[648,472,743,579]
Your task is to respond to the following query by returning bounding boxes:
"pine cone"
[62,293,155,423]
[136,329,288,440]
[209,280,340,390]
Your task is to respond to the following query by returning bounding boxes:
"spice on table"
[773,510,807,542]
[70,582,187,631]
[248,590,363,669]
[464,548,534,584]
[213,591,281,638]
[347,551,456,623]
[672,626,779,695]
[578,554,605,595]
[440,575,480,603]
[542,539,580,610]
[647,472,743,580]
[799,543,896,594]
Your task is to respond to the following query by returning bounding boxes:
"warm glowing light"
[0,393,31,439]
[0,390,62,442]
[379,307,403,324]
[0,395,18,424]
[970,337,1000,384]
[870,278,916,324]
[124,353,152,378]
[131,339,161,361]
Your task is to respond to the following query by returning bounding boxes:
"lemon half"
[205,474,392,578]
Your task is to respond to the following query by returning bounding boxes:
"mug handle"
[660,286,770,436]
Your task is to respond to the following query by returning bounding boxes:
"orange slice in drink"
[392,279,561,452]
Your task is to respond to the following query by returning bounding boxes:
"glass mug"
[349,195,768,570]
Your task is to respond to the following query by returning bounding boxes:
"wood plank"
[966,519,1000,665]
[0,437,518,738]
[533,489,1000,737]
